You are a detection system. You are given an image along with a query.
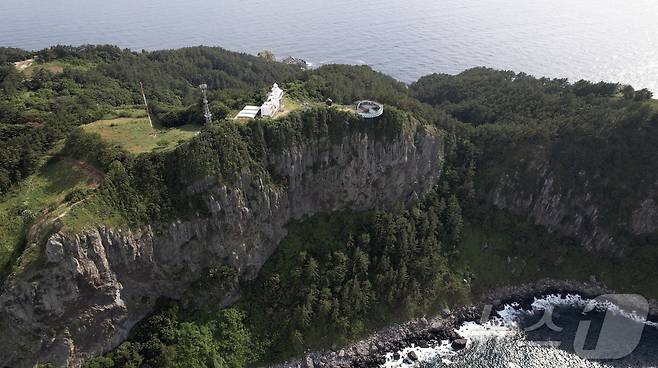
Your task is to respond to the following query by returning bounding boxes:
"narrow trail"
[26,157,105,241]
[13,58,34,71]
[59,157,105,185]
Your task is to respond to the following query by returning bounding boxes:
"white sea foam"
[381,341,452,367]
[456,320,519,341]
[380,293,656,367]
[530,294,590,310]
[380,318,520,366]
[517,294,653,328]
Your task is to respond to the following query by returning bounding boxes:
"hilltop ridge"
[1,45,658,367]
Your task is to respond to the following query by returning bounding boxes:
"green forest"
[1,45,658,367]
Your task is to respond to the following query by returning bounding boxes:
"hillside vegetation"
[0,155,98,279]
[411,68,658,244]
[84,145,473,367]
[0,45,304,278]
[82,109,200,154]
[2,45,658,367]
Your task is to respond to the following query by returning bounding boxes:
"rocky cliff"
[0,116,444,367]
[484,145,658,253]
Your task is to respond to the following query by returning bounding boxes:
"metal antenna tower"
[140,81,153,129]
[199,83,213,126]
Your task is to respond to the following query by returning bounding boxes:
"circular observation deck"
[356,100,384,118]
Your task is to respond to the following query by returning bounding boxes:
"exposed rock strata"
[488,149,658,253]
[0,120,444,367]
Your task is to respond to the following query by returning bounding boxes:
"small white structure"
[260,83,285,117]
[356,100,384,118]
[235,83,285,120]
[235,105,261,119]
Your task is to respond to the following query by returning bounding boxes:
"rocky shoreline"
[269,278,658,368]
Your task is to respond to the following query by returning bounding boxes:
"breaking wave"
[382,294,658,368]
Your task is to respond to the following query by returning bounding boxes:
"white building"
[235,105,261,119]
[260,83,284,117]
[235,83,285,119]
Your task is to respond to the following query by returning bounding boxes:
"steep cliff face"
[484,145,658,253]
[0,118,444,367]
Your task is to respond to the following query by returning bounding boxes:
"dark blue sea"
[1,0,657,92]
[2,2,658,365]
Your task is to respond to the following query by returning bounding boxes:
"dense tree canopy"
[0,47,33,64]
[411,67,658,231]
[3,44,658,368]
[85,139,476,366]
[0,45,301,196]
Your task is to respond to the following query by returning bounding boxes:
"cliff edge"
[0,110,444,367]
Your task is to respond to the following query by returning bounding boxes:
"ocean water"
[383,295,658,368]
[0,0,657,91]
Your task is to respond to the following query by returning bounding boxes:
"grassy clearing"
[61,194,125,234]
[335,103,356,114]
[22,59,96,77]
[83,110,201,154]
[0,158,97,275]
[102,106,149,120]
[280,99,357,116]
[276,97,302,117]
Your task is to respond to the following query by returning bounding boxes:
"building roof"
[235,105,260,119]
[235,84,285,119]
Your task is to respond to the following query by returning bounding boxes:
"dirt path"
[13,58,34,71]
[21,157,105,244]
[60,157,105,185]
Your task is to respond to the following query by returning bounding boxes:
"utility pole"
[139,81,153,129]
[199,83,213,126]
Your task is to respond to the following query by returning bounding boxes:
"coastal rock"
[355,345,369,356]
[407,351,418,361]
[451,339,467,350]
[281,56,309,69]
[0,119,445,367]
[270,278,658,368]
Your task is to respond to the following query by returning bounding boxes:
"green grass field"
[60,194,124,235]
[102,107,150,120]
[277,97,302,117]
[22,59,96,77]
[0,158,97,276]
[83,110,201,154]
